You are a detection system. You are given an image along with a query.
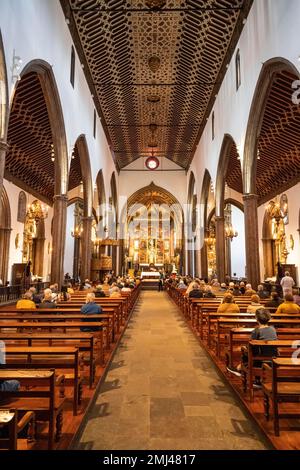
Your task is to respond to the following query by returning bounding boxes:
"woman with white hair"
[38,288,57,309]
[110,286,122,298]
[80,292,102,331]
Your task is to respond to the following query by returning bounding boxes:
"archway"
[243,58,300,287]
[187,172,198,277]
[5,60,68,286]
[199,169,212,279]
[22,201,45,278]
[0,187,11,283]
[66,135,93,281]
[121,182,184,276]
[215,135,243,282]
[0,30,9,226]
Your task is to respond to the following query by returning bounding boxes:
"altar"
[141,271,160,279]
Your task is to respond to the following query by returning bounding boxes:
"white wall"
[3,179,53,283]
[0,0,118,281]
[64,203,75,276]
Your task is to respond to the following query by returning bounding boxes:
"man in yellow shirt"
[275,293,300,314]
[16,291,36,309]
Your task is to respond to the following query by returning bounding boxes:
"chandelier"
[71,225,83,239]
[225,223,238,241]
[27,201,48,221]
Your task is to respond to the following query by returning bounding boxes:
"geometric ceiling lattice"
[5,72,55,203]
[61,0,252,169]
[68,143,83,191]
[257,69,300,204]
[226,142,243,194]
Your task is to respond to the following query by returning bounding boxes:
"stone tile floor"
[77,291,270,450]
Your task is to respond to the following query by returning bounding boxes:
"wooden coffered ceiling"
[5,72,55,203]
[68,143,83,191]
[225,141,242,194]
[256,69,300,204]
[61,0,252,170]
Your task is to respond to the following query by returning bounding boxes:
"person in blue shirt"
[80,292,102,332]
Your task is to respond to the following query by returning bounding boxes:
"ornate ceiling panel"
[5,72,55,203]
[61,0,252,169]
[257,70,300,204]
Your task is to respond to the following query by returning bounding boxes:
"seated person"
[94,285,106,297]
[80,292,102,331]
[257,284,269,299]
[245,283,256,296]
[203,285,216,298]
[177,279,187,290]
[220,282,227,292]
[0,379,20,406]
[293,288,300,306]
[29,286,42,304]
[265,291,283,308]
[232,284,241,297]
[110,286,122,298]
[227,308,277,382]
[275,293,300,314]
[247,294,264,313]
[188,283,203,299]
[60,285,70,301]
[239,281,246,295]
[16,291,36,310]
[121,282,132,292]
[67,283,74,295]
[38,288,57,309]
[186,279,200,296]
[217,293,240,313]
[84,279,92,290]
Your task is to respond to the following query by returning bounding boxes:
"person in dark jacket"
[80,293,102,331]
[265,291,283,308]
[189,283,203,299]
[94,285,106,298]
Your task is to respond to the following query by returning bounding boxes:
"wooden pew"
[246,340,300,400]
[0,369,65,450]
[0,409,35,450]
[262,358,300,436]
[0,322,105,365]
[0,332,95,388]
[226,327,300,370]
[2,346,80,415]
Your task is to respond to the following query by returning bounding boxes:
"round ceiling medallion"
[145,156,159,171]
[148,56,161,73]
[145,1,166,11]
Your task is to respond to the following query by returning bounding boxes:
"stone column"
[81,216,93,281]
[0,141,8,215]
[0,227,11,283]
[200,227,209,279]
[51,194,68,287]
[73,236,80,282]
[215,216,226,283]
[243,194,260,289]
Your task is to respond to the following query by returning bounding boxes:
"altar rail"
[0,282,50,303]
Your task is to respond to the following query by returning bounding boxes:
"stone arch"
[199,169,212,279]
[187,171,198,276]
[0,29,8,142]
[73,135,93,218]
[16,59,69,196]
[243,57,300,195]
[0,186,11,282]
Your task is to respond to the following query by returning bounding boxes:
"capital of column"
[0,141,8,152]
[53,194,68,204]
[215,216,225,222]
[81,216,94,222]
[243,193,258,203]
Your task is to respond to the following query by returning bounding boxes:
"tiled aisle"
[77,291,269,450]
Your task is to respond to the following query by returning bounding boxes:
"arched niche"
[0,186,11,282]
[17,191,27,223]
[22,200,45,278]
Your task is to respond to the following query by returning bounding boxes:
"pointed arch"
[243,57,300,196]
[200,170,212,278]
[73,135,93,218]
[0,29,8,141]
[0,186,11,282]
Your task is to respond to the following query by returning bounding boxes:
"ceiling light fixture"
[145,155,159,171]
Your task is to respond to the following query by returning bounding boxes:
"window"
[235,49,241,90]
[17,191,27,223]
[212,111,215,141]
[93,109,96,138]
[70,46,75,88]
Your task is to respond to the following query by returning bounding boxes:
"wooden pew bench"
[262,358,300,436]
[0,369,65,450]
[0,409,35,450]
[2,346,80,415]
